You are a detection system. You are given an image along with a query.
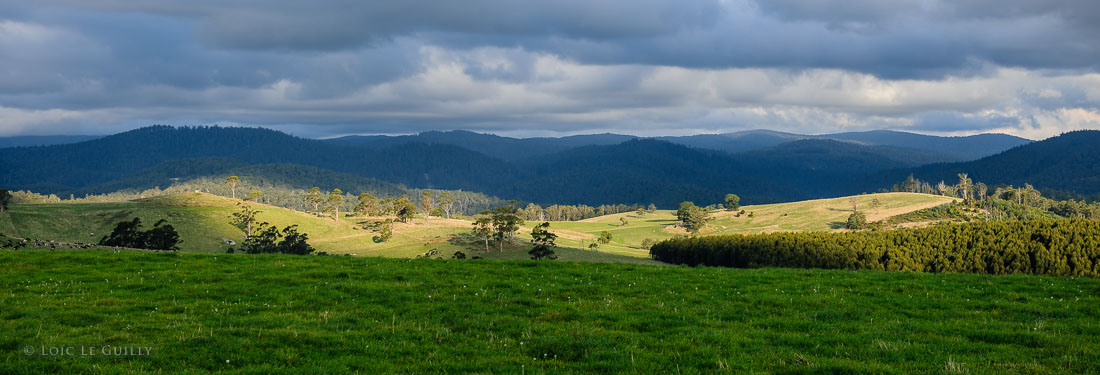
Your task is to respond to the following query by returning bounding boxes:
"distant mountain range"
[3,125,1089,207]
[0,135,101,148]
[324,129,1030,164]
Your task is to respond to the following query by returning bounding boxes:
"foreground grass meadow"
[2,250,1098,374]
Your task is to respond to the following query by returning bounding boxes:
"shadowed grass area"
[1,250,1098,373]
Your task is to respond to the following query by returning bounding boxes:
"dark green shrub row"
[650,219,1100,277]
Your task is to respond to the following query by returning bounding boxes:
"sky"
[1,1,1099,140]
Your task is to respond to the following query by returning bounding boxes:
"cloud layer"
[1,0,1098,138]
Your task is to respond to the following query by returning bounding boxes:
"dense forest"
[651,219,1100,277]
[870,130,1100,196]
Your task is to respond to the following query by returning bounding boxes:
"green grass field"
[1,192,954,261]
[2,250,1097,374]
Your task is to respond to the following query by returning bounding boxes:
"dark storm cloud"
[30,0,1100,78]
[1,0,1098,139]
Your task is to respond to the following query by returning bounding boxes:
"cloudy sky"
[2,0,1099,139]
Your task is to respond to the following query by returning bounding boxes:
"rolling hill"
[1,191,954,259]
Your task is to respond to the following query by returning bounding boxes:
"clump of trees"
[520,203,649,222]
[228,204,314,254]
[239,224,314,255]
[650,219,1100,277]
[891,174,1100,220]
[470,203,524,252]
[99,218,181,251]
[676,201,711,233]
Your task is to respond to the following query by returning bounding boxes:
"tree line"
[650,219,1100,277]
[891,174,1100,220]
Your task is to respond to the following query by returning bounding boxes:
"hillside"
[869,130,1100,195]
[1,192,954,260]
[546,192,956,257]
[0,193,657,263]
[3,250,1099,374]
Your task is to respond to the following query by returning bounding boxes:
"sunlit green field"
[547,192,957,257]
[0,193,658,264]
[1,192,953,261]
[2,250,1097,374]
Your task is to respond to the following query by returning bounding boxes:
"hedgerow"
[650,219,1100,277]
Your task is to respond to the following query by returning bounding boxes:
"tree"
[528,222,558,260]
[846,212,867,230]
[677,201,709,232]
[636,208,645,217]
[598,231,613,244]
[620,217,629,226]
[957,173,973,201]
[490,204,524,252]
[230,203,261,238]
[724,194,741,211]
[0,189,11,212]
[374,220,394,243]
[472,214,493,252]
[276,225,314,255]
[241,224,279,254]
[225,176,240,199]
[640,238,657,250]
[144,219,182,250]
[975,182,988,202]
[677,201,696,222]
[870,198,881,211]
[437,191,456,219]
[306,187,324,214]
[395,195,417,223]
[355,192,379,216]
[683,206,710,233]
[245,189,263,201]
[420,191,434,220]
[647,203,657,213]
[325,188,344,222]
[849,196,859,212]
[99,218,145,249]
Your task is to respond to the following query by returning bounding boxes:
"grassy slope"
[2,193,658,264]
[2,250,1098,374]
[2,192,953,260]
[548,192,957,257]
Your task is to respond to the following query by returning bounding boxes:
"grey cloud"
[41,0,722,50]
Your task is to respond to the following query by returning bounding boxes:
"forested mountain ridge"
[0,125,522,194]
[324,128,1029,162]
[866,130,1100,195]
[0,135,102,148]
[1,125,1084,208]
